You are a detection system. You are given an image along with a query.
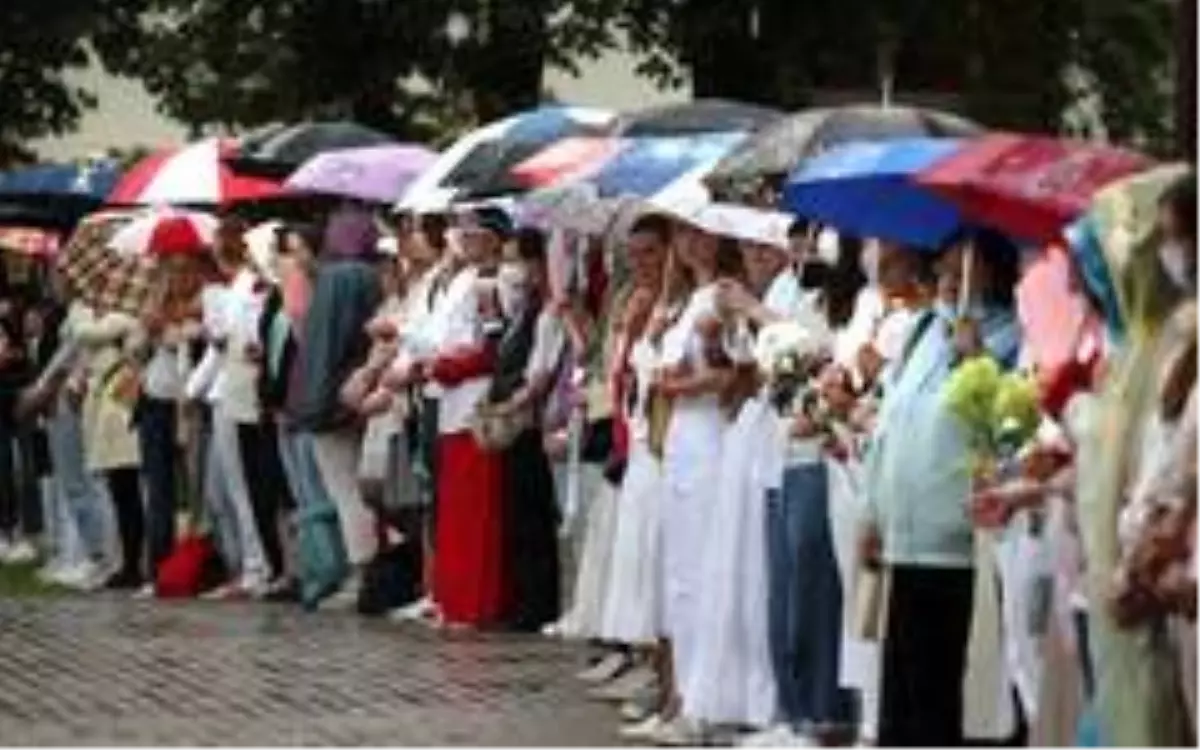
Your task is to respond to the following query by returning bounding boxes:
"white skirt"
[682,399,777,728]
[662,402,726,692]
[557,466,617,640]
[600,440,663,645]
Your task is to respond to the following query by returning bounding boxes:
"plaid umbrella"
[58,211,160,318]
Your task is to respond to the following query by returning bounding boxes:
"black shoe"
[264,581,300,603]
[104,571,143,590]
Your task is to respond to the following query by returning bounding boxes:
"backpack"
[296,502,349,610]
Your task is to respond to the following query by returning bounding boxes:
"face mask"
[1159,240,1196,293]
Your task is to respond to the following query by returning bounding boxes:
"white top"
[184,270,263,420]
[525,309,568,383]
[430,265,492,434]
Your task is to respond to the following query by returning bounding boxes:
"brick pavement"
[0,596,620,746]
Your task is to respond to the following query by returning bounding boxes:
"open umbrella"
[0,160,122,219]
[438,106,617,199]
[916,133,1154,243]
[227,121,396,178]
[782,137,965,249]
[108,138,281,206]
[509,136,622,191]
[397,106,614,208]
[109,208,219,258]
[617,98,784,137]
[588,132,746,198]
[57,211,160,318]
[285,144,438,204]
[707,104,982,188]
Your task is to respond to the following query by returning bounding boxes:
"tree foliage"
[0,0,147,167]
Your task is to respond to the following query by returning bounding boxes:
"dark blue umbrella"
[589,132,746,198]
[782,137,964,249]
[0,161,121,201]
[0,160,122,226]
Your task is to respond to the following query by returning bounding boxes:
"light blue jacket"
[865,303,1021,568]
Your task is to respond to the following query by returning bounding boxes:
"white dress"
[661,283,728,693]
[682,392,778,727]
[600,335,665,645]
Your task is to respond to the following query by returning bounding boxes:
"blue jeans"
[766,462,852,730]
[45,402,110,561]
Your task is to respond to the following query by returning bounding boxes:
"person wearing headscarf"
[296,238,383,606]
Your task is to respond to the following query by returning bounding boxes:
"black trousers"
[501,428,561,632]
[107,466,145,585]
[135,397,178,578]
[0,421,44,538]
[879,565,975,747]
[237,421,286,579]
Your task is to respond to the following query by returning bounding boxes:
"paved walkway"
[0,596,617,745]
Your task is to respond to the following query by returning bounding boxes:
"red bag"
[155,534,218,599]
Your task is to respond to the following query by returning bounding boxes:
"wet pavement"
[0,596,618,746]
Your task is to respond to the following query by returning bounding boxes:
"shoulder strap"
[891,309,937,383]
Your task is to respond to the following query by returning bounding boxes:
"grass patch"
[0,562,69,597]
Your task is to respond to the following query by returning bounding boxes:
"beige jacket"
[72,304,142,472]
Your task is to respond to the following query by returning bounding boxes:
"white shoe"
[66,561,108,592]
[650,715,703,746]
[739,724,794,747]
[620,689,658,722]
[318,585,359,611]
[36,559,66,583]
[589,663,656,702]
[239,573,271,600]
[576,652,628,684]
[49,561,93,589]
[620,713,666,741]
[131,583,156,600]
[4,539,38,564]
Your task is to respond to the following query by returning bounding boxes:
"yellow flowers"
[944,355,1040,456]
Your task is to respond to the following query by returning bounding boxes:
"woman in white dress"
[626,221,738,744]
[680,236,803,733]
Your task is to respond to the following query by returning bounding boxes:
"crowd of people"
[0,167,1193,747]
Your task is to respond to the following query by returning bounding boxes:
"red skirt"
[433,432,506,626]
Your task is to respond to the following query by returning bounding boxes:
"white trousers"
[211,414,269,582]
[311,430,378,566]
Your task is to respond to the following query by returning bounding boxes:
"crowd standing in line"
[0,168,1193,748]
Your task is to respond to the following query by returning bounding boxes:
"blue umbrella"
[0,160,121,201]
[589,132,745,198]
[781,137,964,249]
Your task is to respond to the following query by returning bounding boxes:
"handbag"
[851,566,888,641]
[469,402,533,452]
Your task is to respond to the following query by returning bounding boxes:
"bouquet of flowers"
[753,321,827,413]
[943,356,1042,479]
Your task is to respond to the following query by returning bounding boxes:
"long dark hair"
[823,234,868,328]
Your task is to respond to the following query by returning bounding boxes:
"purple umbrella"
[285,144,438,204]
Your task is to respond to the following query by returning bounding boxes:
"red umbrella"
[108,138,281,206]
[917,133,1153,242]
[109,209,219,258]
[510,136,621,189]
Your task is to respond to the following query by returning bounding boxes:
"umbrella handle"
[958,238,975,318]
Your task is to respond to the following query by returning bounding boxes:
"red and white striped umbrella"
[108,138,281,206]
[110,208,219,258]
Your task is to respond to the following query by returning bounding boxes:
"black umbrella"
[706,104,983,191]
[617,98,785,137]
[227,121,397,179]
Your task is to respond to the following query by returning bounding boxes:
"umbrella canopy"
[57,211,159,318]
[509,136,622,191]
[916,133,1154,243]
[108,138,281,206]
[109,208,219,258]
[782,137,965,249]
[438,106,617,199]
[617,98,784,137]
[285,144,438,204]
[708,104,982,187]
[0,160,121,203]
[588,132,746,198]
[692,202,794,249]
[227,121,396,178]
